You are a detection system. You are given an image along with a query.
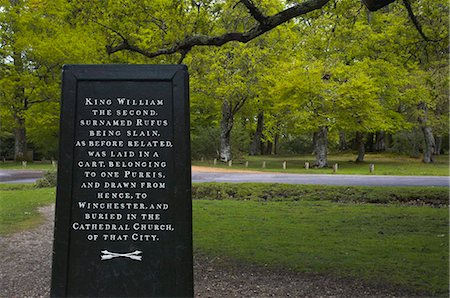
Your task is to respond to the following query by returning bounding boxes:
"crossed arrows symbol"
[101,250,143,261]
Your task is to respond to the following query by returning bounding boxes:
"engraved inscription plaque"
[51,65,192,297]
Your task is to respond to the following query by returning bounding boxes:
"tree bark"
[434,135,442,155]
[366,132,374,152]
[13,113,27,161]
[418,102,435,163]
[265,141,273,155]
[338,131,348,151]
[375,131,386,152]
[273,133,279,155]
[249,112,264,155]
[219,101,233,162]
[386,133,393,149]
[314,126,328,168]
[421,126,435,163]
[12,47,27,162]
[312,132,318,155]
[355,132,365,162]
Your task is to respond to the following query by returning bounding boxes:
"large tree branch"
[402,0,433,42]
[177,49,190,64]
[89,18,127,42]
[232,96,248,114]
[107,0,331,58]
[106,0,406,59]
[238,0,269,24]
[27,98,52,105]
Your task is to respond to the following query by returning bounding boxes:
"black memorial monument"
[51,65,193,297]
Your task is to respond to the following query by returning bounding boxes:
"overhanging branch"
[402,0,433,42]
[89,18,127,42]
[239,0,269,24]
[105,0,406,59]
[106,0,331,59]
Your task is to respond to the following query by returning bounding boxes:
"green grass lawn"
[193,153,449,176]
[0,183,448,295]
[1,153,448,176]
[193,200,448,296]
[192,183,449,206]
[0,186,56,234]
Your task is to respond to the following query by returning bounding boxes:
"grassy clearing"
[193,199,449,296]
[1,153,448,176]
[193,183,449,206]
[1,183,447,295]
[0,183,36,191]
[0,185,56,235]
[193,153,449,176]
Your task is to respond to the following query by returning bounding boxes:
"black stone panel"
[51,65,192,298]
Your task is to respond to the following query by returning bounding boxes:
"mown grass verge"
[193,153,449,176]
[0,185,56,235]
[0,183,36,191]
[193,199,449,296]
[2,152,449,176]
[192,183,448,207]
[0,183,447,295]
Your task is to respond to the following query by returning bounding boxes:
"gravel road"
[191,168,449,187]
[0,205,425,298]
[1,167,449,187]
[0,170,44,183]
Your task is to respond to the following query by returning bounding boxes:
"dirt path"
[0,205,53,298]
[0,205,422,297]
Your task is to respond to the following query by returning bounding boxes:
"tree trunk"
[434,135,442,155]
[12,48,28,161]
[355,132,365,162]
[312,132,318,155]
[375,131,386,152]
[219,101,233,162]
[249,112,264,155]
[13,113,27,161]
[418,102,435,163]
[366,133,374,152]
[314,126,328,168]
[273,133,279,155]
[338,131,348,151]
[265,141,273,155]
[386,133,393,149]
[421,126,435,163]
[433,102,443,156]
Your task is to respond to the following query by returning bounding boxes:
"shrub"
[35,171,57,188]
[191,126,220,159]
[279,134,314,154]
[389,129,423,157]
[191,122,251,160]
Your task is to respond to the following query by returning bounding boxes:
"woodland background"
[0,0,448,167]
